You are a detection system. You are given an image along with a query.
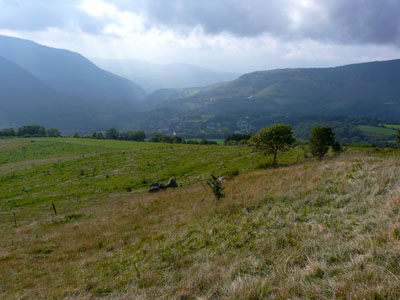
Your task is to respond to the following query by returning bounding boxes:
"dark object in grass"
[166,177,178,188]
[149,182,166,193]
[149,177,180,192]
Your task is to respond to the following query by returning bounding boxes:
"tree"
[249,123,295,165]
[332,141,342,155]
[309,126,335,159]
[17,125,46,137]
[46,128,61,137]
[0,128,16,136]
[73,132,80,138]
[106,128,120,140]
[97,132,104,139]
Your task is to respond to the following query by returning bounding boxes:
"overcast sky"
[1,0,400,73]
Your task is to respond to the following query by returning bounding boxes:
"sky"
[1,0,400,73]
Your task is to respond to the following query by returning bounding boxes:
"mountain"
[92,58,240,93]
[0,35,145,103]
[0,56,84,128]
[0,56,143,132]
[141,59,400,135]
[0,35,149,133]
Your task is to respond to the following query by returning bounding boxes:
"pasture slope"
[1,138,400,299]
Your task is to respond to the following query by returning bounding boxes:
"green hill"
[143,59,400,138]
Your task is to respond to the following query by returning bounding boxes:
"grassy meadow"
[1,138,400,299]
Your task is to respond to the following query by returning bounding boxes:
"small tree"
[207,174,224,200]
[249,123,295,165]
[332,141,342,155]
[106,128,120,140]
[309,126,335,159]
[46,128,61,137]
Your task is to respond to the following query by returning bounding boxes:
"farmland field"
[357,125,396,137]
[383,124,400,129]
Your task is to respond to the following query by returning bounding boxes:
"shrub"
[207,174,225,200]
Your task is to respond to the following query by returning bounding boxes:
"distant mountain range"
[141,59,400,137]
[0,35,145,132]
[1,34,400,141]
[92,58,240,93]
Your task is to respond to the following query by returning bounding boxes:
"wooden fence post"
[52,203,57,215]
[13,212,17,227]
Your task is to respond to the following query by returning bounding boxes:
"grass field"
[383,124,400,129]
[357,125,396,136]
[0,138,307,226]
[1,138,400,299]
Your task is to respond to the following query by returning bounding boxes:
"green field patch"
[383,124,400,129]
[357,125,396,137]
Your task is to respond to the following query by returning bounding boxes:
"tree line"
[0,125,60,137]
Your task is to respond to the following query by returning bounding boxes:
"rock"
[217,177,226,184]
[148,182,166,193]
[149,186,161,193]
[166,177,178,188]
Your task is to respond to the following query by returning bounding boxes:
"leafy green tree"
[150,134,170,143]
[332,141,342,155]
[46,128,61,137]
[120,130,146,141]
[106,128,120,140]
[309,126,335,159]
[17,125,46,137]
[96,132,104,139]
[73,132,80,138]
[0,128,16,136]
[92,132,98,139]
[132,130,146,142]
[250,123,296,165]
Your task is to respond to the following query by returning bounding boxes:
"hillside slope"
[1,141,400,299]
[0,35,145,103]
[0,57,141,132]
[142,59,400,137]
[147,59,400,117]
[0,57,89,128]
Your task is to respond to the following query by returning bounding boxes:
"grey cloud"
[115,0,400,46]
[1,0,400,46]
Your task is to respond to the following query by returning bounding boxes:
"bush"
[207,174,225,200]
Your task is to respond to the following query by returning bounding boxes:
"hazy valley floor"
[1,139,400,299]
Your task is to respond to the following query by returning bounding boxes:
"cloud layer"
[1,0,400,72]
